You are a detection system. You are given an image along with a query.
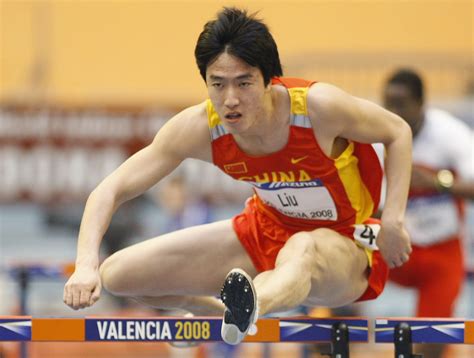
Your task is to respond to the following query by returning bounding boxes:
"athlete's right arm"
[63,103,211,310]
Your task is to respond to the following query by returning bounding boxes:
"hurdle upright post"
[330,322,350,358]
[17,267,30,358]
[394,322,422,358]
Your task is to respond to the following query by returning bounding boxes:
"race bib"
[254,179,338,221]
[405,194,460,245]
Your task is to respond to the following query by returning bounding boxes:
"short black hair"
[194,7,283,86]
[386,68,424,102]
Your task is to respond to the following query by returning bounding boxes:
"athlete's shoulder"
[174,101,208,120]
[306,82,353,121]
[307,81,346,99]
[165,102,208,131]
[154,102,211,161]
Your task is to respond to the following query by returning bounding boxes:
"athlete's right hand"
[377,222,412,268]
[63,266,102,310]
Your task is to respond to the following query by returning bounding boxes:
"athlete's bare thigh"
[100,219,257,297]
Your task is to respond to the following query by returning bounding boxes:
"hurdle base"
[394,322,423,358]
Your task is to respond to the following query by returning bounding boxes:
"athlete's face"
[384,84,424,135]
[206,52,271,134]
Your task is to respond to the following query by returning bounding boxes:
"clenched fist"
[377,223,412,268]
[63,266,102,310]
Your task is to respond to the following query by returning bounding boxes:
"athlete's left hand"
[377,222,412,268]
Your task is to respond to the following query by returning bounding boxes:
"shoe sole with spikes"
[220,268,258,345]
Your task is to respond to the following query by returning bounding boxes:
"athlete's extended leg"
[99,220,257,315]
[133,295,225,316]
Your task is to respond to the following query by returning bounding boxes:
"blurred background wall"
[1,0,472,202]
[1,0,472,106]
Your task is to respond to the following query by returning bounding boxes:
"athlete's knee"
[284,231,318,256]
[99,252,130,296]
[312,229,355,260]
[284,229,353,286]
[280,231,326,279]
[286,229,347,261]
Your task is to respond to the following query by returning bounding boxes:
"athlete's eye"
[239,82,251,87]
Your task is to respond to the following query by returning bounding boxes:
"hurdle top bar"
[375,317,474,344]
[2,317,473,344]
[6,263,74,280]
[0,316,368,343]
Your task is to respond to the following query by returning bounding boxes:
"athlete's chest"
[216,126,335,183]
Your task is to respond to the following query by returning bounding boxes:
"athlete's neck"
[233,86,290,155]
[412,112,425,138]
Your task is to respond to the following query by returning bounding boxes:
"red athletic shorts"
[389,238,464,317]
[232,197,389,302]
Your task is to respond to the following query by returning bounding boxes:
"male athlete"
[383,69,473,358]
[64,8,412,345]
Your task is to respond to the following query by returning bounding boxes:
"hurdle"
[1,316,474,357]
[0,316,368,358]
[5,263,75,358]
[375,317,474,357]
[7,263,75,315]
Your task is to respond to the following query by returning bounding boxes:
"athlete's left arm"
[307,83,412,268]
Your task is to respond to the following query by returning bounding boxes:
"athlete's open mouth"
[225,112,242,122]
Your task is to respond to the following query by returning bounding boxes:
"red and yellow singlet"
[207,77,387,300]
